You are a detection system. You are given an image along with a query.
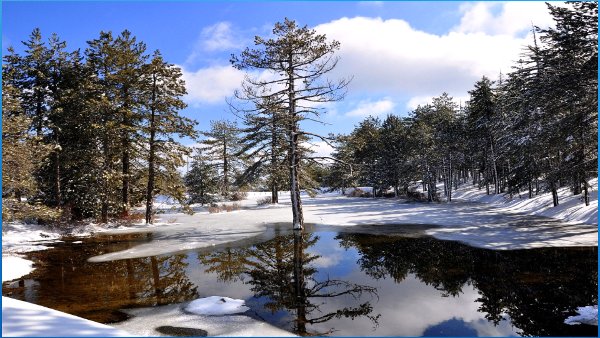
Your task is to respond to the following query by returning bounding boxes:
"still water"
[3,226,598,336]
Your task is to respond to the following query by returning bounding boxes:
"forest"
[2,2,597,227]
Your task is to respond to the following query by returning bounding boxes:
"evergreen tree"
[325,134,357,195]
[467,77,500,195]
[2,75,56,222]
[184,150,220,205]
[232,18,350,229]
[200,120,242,198]
[86,31,124,222]
[112,30,148,216]
[234,97,288,203]
[537,2,598,206]
[141,50,197,223]
[348,117,383,196]
[20,28,52,137]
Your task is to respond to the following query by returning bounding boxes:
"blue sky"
[2,1,559,154]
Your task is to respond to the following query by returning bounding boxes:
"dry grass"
[230,191,248,201]
[208,203,241,213]
[256,196,272,206]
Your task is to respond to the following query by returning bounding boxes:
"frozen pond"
[3,225,598,336]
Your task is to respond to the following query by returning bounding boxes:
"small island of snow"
[564,305,598,326]
[185,296,249,316]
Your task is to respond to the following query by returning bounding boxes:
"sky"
[2,1,561,155]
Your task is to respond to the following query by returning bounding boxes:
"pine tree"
[537,2,598,206]
[234,96,288,203]
[113,30,148,216]
[231,18,350,230]
[2,74,56,222]
[184,150,220,206]
[141,50,197,223]
[200,120,242,198]
[348,117,383,196]
[20,28,52,137]
[86,31,123,222]
[467,77,500,195]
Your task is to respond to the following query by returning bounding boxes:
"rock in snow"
[185,296,249,316]
[564,305,598,326]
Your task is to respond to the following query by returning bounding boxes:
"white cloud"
[453,2,556,36]
[406,96,433,110]
[201,22,243,52]
[313,252,343,268]
[345,98,395,117]
[186,22,245,65]
[179,64,245,105]
[306,141,334,159]
[314,6,556,108]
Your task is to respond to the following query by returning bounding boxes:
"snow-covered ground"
[452,178,598,225]
[2,181,597,336]
[112,300,294,337]
[2,297,130,337]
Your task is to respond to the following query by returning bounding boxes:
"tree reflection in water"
[336,233,598,337]
[198,230,380,336]
[4,231,596,337]
[4,234,199,323]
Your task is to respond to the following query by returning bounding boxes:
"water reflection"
[199,230,380,335]
[337,234,598,336]
[4,234,198,323]
[3,230,597,337]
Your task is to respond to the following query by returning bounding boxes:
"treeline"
[326,2,597,206]
[2,29,197,223]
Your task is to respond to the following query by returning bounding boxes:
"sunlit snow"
[185,296,249,316]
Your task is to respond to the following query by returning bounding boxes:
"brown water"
[3,228,598,336]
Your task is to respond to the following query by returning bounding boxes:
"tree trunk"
[271,182,278,204]
[145,86,156,224]
[551,181,559,207]
[271,121,279,204]
[36,92,43,137]
[583,178,590,206]
[223,140,229,196]
[288,61,303,230]
[101,129,110,223]
[448,155,452,202]
[122,138,130,216]
[54,150,61,207]
[126,259,135,299]
[151,256,162,305]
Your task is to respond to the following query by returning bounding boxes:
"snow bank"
[112,302,295,337]
[185,296,249,316]
[453,178,598,225]
[2,297,131,337]
[2,256,35,282]
[2,221,107,254]
[564,305,598,326]
[88,187,597,261]
[2,222,63,254]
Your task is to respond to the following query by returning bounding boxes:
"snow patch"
[2,296,131,337]
[112,302,295,337]
[564,305,598,326]
[452,178,598,225]
[2,256,34,282]
[185,296,249,316]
